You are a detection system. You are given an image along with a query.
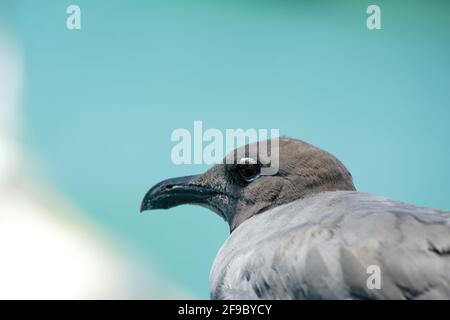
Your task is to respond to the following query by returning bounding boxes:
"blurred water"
[2,0,450,298]
[0,22,191,299]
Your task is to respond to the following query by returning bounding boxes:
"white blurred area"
[0,29,189,299]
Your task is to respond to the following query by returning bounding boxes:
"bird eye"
[236,158,260,182]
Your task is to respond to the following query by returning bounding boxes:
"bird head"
[140,137,356,232]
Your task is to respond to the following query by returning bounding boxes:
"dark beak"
[140,175,223,213]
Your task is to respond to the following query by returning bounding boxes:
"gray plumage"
[210,191,450,299]
[141,137,450,300]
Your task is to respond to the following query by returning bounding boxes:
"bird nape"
[141,137,450,300]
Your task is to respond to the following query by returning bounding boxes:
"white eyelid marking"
[238,157,257,165]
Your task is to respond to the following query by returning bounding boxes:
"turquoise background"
[2,0,450,298]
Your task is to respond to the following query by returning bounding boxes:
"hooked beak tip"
[139,173,231,216]
[140,200,151,213]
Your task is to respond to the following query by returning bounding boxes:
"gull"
[141,137,450,299]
